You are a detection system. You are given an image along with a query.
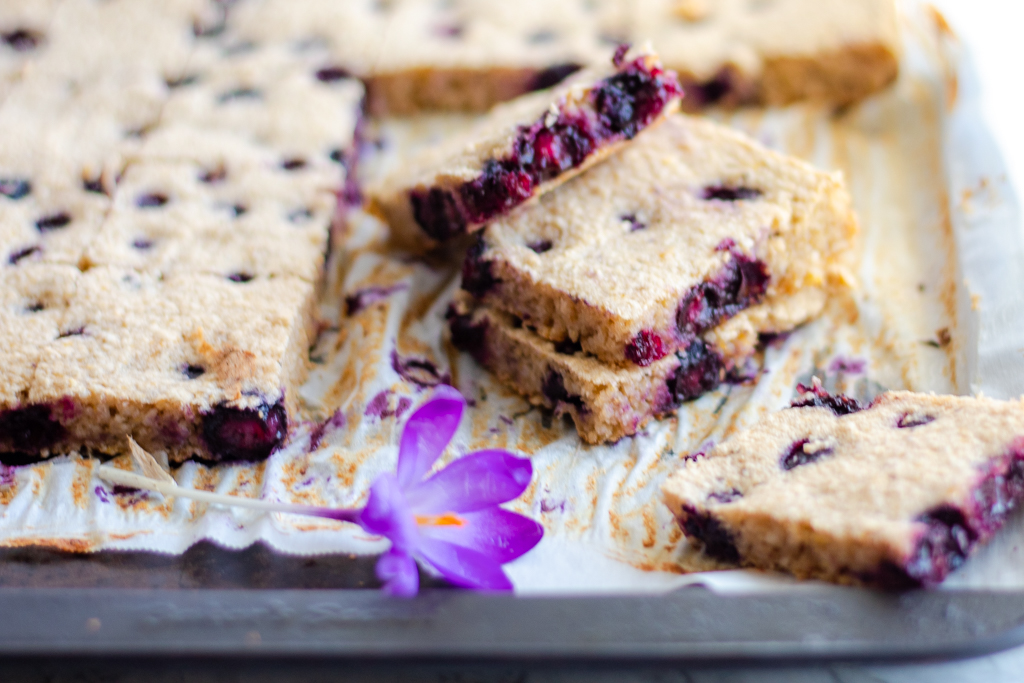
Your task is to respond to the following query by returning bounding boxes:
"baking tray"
[3,5,1024,677]
[0,544,1023,673]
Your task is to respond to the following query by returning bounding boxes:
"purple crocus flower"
[349,385,542,596]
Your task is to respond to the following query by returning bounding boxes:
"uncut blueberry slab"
[464,114,858,368]
[447,294,744,444]
[368,46,682,253]
[662,390,1024,588]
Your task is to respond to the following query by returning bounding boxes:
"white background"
[931,0,1024,209]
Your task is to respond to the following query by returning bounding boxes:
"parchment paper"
[0,1,1020,595]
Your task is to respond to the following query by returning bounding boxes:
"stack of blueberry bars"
[370,45,858,444]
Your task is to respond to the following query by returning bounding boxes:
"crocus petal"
[358,473,419,551]
[396,385,464,491]
[404,450,533,514]
[416,536,514,591]
[418,507,543,564]
[376,548,419,597]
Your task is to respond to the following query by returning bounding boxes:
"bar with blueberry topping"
[662,390,1024,588]
[463,114,857,368]
[368,45,682,252]
[447,293,740,444]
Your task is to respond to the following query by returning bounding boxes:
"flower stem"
[95,465,361,523]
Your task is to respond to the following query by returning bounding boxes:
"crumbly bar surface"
[0,5,364,463]
[661,390,1024,588]
[447,294,741,444]
[465,114,857,367]
[369,46,681,253]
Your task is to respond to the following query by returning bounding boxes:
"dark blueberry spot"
[791,383,862,416]
[591,56,681,140]
[218,203,246,217]
[527,30,558,44]
[0,178,31,200]
[344,284,408,316]
[676,251,770,339]
[166,74,199,89]
[329,148,345,164]
[227,272,254,283]
[281,157,307,171]
[461,236,500,298]
[509,316,523,329]
[2,29,42,52]
[541,370,586,413]
[780,438,834,470]
[972,453,1024,534]
[665,339,723,405]
[708,488,743,504]
[35,212,71,231]
[201,402,287,462]
[530,63,582,92]
[0,405,65,453]
[446,305,489,362]
[82,176,106,194]
[287,208,314,223]
[24,302,44,313]
[625,330,667,367]
[687,69,735,107]
[125,124,154,139]
[8,245,40,265]
[391,350,450,388]
[136,193,169,208]
[898,412,936,429]
[199,166,227,184]
[527,239,553,254]
[553,338,582,355]
[433,23,464,38]
[621,212,645,231]
[680,505,740,564]
[701,186,762,201]
[460,160,534,224]
[131,238,154,250]
[218,88,262,103]
[901,505,975,587]
[315,66,350,82]
[183,364,205,379]
[58,327,85,338]
[612,43,631,68]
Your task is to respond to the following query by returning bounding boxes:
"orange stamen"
[415,512,466,527]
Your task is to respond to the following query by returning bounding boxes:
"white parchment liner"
[0,2,1021,594]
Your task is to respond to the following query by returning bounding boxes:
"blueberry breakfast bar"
[448,294,740,443]
[630,0,900,109]
[369,46,682,252]
[13,267,316,464]
[463,114,857,368]
[662,389,1024,588]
